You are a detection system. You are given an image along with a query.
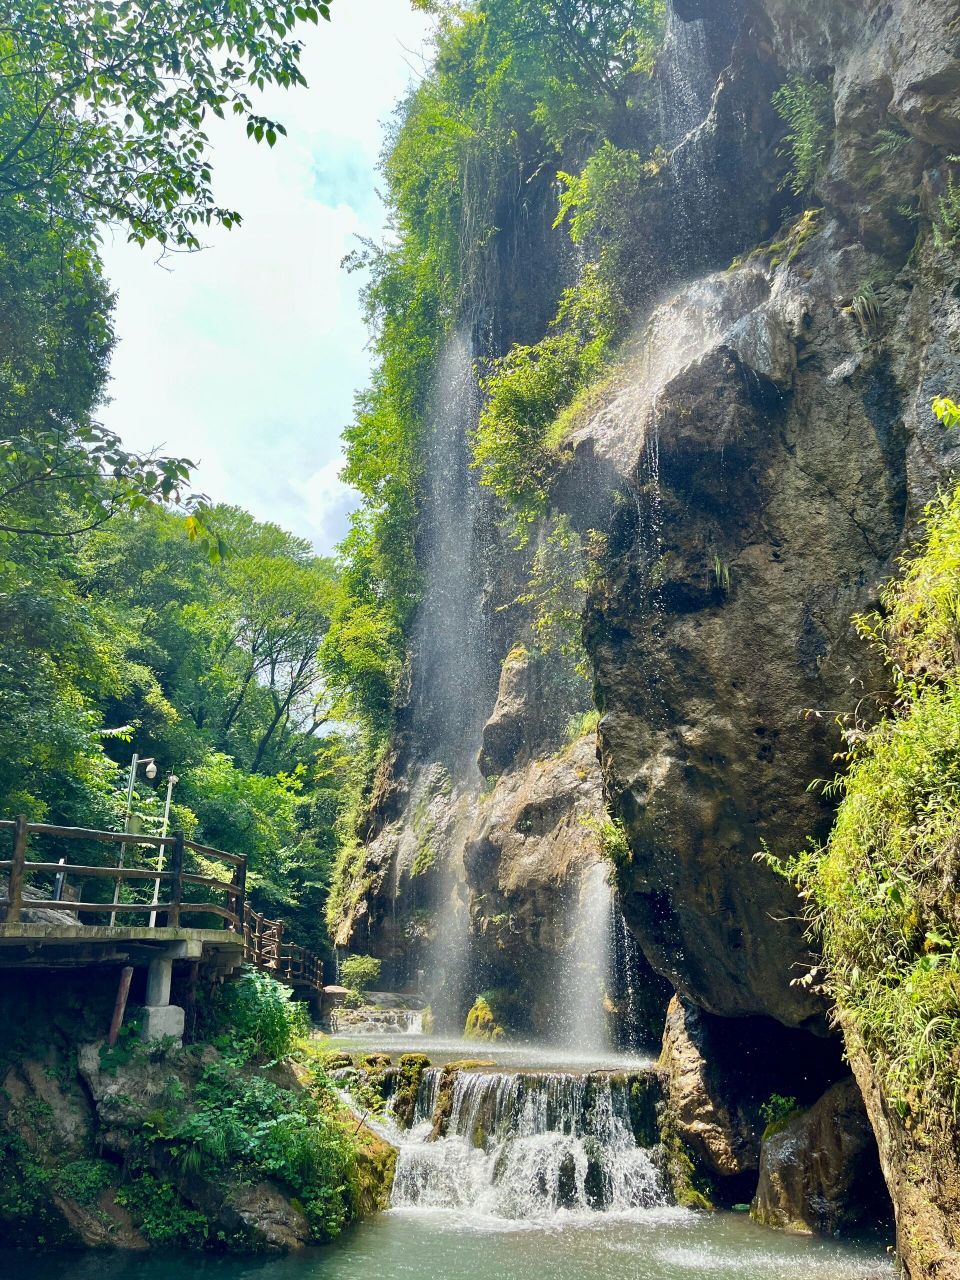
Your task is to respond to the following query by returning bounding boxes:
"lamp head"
[145,760,158,780]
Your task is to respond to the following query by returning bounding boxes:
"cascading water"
[390,1068,667,1219]
[613,899,648,1053]
[410,327,497,1029]
[411,328,491,760]
[657,2,712,151]
[553,862,615,1056]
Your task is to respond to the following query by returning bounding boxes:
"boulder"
[660,996,761,1181]
[752,1077,890,1236]
[221,1183,311,1251]
[478,647,534,776]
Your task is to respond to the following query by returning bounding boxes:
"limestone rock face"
[845,1035,960,1280]
[660,996,762,1181]
[479,648,533,776]
[751,1078,890,1236]
[587,236,917,1028]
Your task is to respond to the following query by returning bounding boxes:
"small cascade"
[330,1007,425,1036]
[657,1,718,267]
[569,270,769,479]
[658,3,712,151]
[391,1069,667,1219]
[553,862,615,1055]
[613,901,647,1053]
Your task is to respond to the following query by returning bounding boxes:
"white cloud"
[291,454,360,552]
[99,0,432,554]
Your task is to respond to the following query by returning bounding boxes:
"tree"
[0,0,332,248]
[339,954,381,994]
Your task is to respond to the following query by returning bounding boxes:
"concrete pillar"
[141,952,185,1045]
[145,955,172,1006]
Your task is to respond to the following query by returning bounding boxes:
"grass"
[764,482,960,1126]
[565,708,600,745]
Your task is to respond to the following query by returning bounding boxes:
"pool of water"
[318,1033,655,1073]
[8,1208,893,1280]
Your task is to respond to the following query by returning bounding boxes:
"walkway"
[0,816,325,996]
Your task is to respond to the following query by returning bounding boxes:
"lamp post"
[111,754,158,926]
[149,773,179,928]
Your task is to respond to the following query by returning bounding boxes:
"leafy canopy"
[0,0,332,248]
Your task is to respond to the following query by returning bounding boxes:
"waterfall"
[411,327,492,761]
[658,3,712,151]
[553,863,615,1055]
[427,850,471,1034]
[411,327,496,1029]
[391,1069,667,1219]
[657,1,717,271]
[613,901,648,1053]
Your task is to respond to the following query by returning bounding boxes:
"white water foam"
[391,1069,667,1222]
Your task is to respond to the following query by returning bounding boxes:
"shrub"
[765,457,960,1125]
[760,1093,799,1132]
[581,813,632,870]
[115,1175,211,1248]
[556,142,668,309]
[158,1057,357,1241]
[339,954,382,994]
[933,166,960,253]
[214,968,310,1063]
[772,75,835,197]
[566,709,601,745]
[52,1158,114,1206]
[473,269,620,541]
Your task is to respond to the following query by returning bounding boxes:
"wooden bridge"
[0,817,326,1011]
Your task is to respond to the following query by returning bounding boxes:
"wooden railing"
[242,903,324,991]
[0,817,325,992]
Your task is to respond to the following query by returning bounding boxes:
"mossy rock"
[351,1123,398,1217]
[392,1054,431,1130]
[659,1110,716,1213]
[463,997,505,1042]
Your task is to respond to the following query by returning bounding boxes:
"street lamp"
[111,754,158,926]
[149,773,180,928]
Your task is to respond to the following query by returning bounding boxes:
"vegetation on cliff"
[322,2,668,922]
[0,969,390,1251]
[770,433,960,1132]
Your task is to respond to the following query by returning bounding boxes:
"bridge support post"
[141,950,186,1045]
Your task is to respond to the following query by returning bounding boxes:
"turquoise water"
[7,1207,893,1280]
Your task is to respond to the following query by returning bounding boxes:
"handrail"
[0,816,326,994]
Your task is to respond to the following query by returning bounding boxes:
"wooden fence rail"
[0,817,324,993]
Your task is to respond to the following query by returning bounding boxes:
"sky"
[99,1,433,555]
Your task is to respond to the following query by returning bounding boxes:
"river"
[8,1207,892,1280]
[5,1034,896,1278]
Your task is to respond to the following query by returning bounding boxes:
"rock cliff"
[339,0,960,1268]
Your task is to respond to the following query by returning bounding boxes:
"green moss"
[565,708,600,745]
[411,839,438,877]
[760,1110,806,1142]
[659,1120,715,1212]
[766,208,824,268]
[392,1054,431,1129]
[464,997,506,1042]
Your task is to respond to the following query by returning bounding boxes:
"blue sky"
[100,1,432,555]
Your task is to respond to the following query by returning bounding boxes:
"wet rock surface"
[340,0,960,1267]
[751,1077,890,1237]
